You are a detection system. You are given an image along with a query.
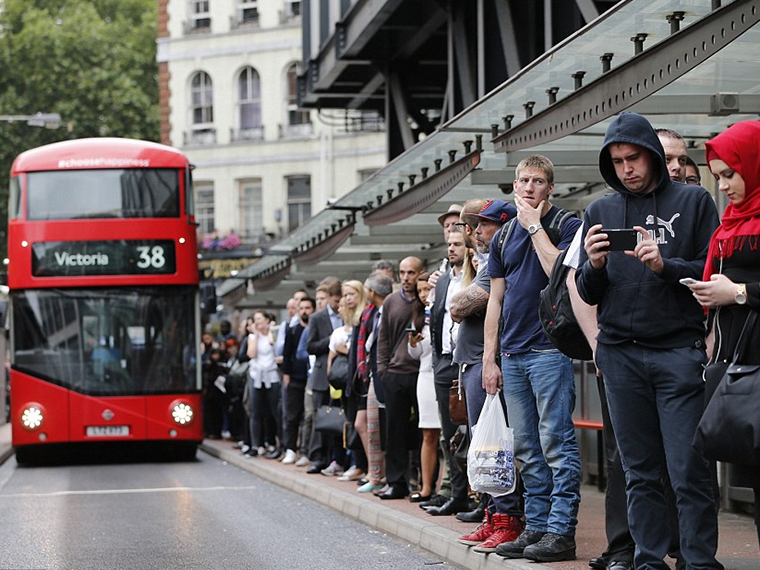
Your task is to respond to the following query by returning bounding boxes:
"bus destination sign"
[32,240,176,277]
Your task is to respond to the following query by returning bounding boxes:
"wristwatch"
[735,283,747,305]
[528,224,542,236]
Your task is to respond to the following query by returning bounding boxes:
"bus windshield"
[25,169,180,220]
[12,287,199,396]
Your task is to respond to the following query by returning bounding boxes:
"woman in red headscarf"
[686,120,760,549]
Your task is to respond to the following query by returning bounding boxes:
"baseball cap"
[437,204,463,226]
[465,199,516,225]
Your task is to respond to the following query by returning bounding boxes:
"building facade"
[157,0,386,275]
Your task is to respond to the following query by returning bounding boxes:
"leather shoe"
[456,500,486,523]
[306,464,325,474]
[419,494,447,510]
[426,497,469,516]
[608,561,632,570]
[377,486,408,500]
[588,556,608,570]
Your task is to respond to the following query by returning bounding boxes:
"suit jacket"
[431,271,458,380]
[306,307,336,391]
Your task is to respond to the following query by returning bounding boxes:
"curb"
[201,442,543,570]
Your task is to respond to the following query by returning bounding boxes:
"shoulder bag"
[314,402,346,436]
[694,310,760,465]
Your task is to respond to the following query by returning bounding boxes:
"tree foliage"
[0,0,160,259]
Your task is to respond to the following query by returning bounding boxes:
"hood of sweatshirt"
[599,112,670,199]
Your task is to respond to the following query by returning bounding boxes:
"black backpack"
[494,208,591,360]
[538,247,593,361]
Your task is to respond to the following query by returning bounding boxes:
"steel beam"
[493,0,760,152]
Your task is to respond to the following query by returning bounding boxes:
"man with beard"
[281,296,316,465]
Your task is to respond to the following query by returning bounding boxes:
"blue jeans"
[501,349,581,536]
[461,361,523,517]
[596,343,722,570]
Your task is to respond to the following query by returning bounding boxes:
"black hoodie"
[576,112,719,348]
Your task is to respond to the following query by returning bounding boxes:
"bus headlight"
[170,401,194,426]
[21,404,44,430]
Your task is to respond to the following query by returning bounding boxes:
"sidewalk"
[200,439,759,570]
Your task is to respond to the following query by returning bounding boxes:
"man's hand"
[515,194,543,230]
[629,226,663,273]
[283,374,290,388]
[428,270,442,289]
[482,358,503,395]
[584,224,610,270]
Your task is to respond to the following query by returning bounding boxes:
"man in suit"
[425,227,470,516]
[305,276,344,474]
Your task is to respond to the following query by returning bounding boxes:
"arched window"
[239,66,262,130]
[286,63,309,126]
[191,71,213,125]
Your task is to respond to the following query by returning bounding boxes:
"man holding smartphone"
[576,112,722,570]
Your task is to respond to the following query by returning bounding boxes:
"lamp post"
[0,113,63,129]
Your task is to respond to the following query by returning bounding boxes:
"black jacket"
[576,112,719,348]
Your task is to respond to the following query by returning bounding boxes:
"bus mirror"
[199,283,217,315]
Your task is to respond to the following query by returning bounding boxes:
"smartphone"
[602,228,638,251]
[404,327,417,335]
[679,277,698,286]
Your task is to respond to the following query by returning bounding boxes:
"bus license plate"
[86,426,130,437]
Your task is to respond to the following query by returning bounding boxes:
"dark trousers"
[251,384,281,448]
[284,379,306,451]
[433,358,469,501]
[383,371,420,489]
[596,375,635,564]
[596,343,721,570]
[461,361,523,517]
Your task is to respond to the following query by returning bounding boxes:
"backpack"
[538,247,593,361]
[495,208,592,361]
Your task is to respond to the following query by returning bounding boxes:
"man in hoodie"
[576,112,722,570]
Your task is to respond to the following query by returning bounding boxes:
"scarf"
[703,120,760,279]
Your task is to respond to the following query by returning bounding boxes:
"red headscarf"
[702,120,760,279]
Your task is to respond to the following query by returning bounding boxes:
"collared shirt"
[442,268,463,355]
[327,304,343,331]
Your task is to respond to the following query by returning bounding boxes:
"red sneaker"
[457,511,494,545]
[472,514,523,553]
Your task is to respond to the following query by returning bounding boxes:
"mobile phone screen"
[602,228,638,251]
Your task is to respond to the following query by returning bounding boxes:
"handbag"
[449,378,468,425]
[328,353,350,389]
[694,311,760,465]
[314,403,346,436]
[450,424,470,473]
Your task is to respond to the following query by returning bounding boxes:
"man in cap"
[450,199,525,553]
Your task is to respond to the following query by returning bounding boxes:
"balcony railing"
[278,122,313,139]
[183,19,211,35]
[231,127,264,142]
[184,128,217,146]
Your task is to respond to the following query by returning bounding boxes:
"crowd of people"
[200,112,760,569]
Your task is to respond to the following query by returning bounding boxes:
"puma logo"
[645,213,680,238]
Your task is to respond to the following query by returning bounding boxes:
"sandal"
[409,492,432,503]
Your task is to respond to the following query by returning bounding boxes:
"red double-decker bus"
[7,138,203,463]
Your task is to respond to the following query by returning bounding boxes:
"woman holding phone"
[686,120,760,549]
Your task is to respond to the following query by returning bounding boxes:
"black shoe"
[608,561,632,570]
[523,532,576,562]
[306,464,325,474]
[265,449,282,460]
[426,497,470,516]
[243,448,258,457]
[419,494,448,510]
[455,501,486,523]
[377,486,408,500]
[589,556,608,570]
[495,529,546,558]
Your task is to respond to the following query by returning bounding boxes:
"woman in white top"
[408,274,441,501]
[246,311,280,456]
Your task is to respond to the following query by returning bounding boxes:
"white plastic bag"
[467,393,516,497]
